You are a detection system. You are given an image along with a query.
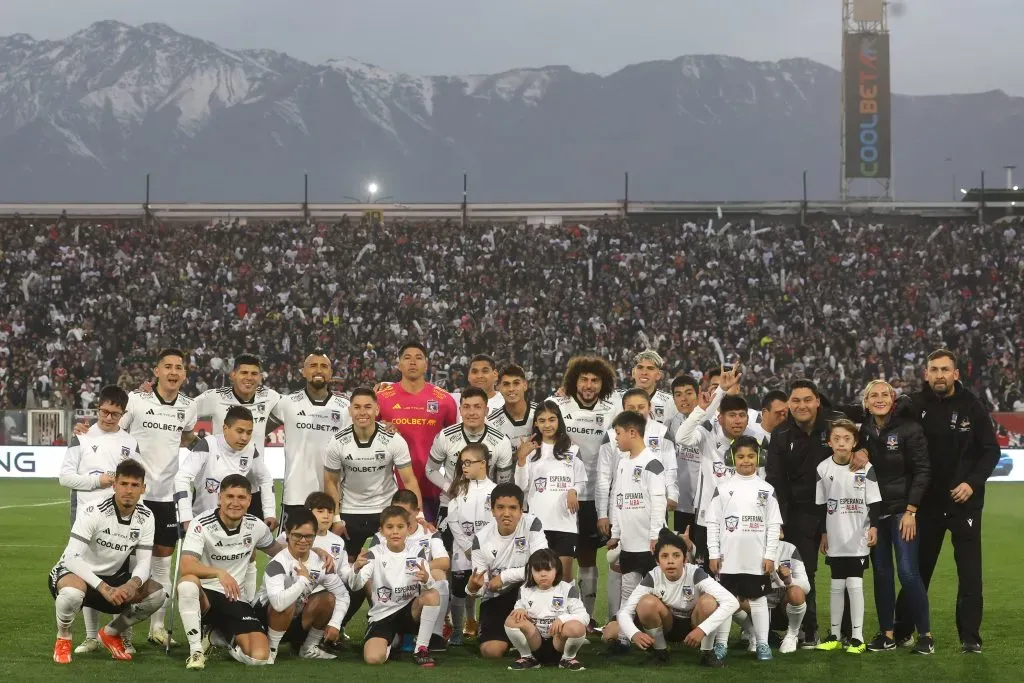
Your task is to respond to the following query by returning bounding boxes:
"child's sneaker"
[755,642,773,661]
[413,646,436,668]
[558,657,586,671]
[508,655,541,670]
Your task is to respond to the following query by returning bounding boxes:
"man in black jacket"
[892,349,999,653]
[765,378,852,648]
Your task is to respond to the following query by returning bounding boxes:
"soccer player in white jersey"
[269,351,351,526]
[487,364,538,447]
[514,400,585,579]
[610,350,678,424]
[665,375,702,535]
[505,548,590,671]
[552,355,619,625]
[451,354,506,416]
[754,539,810,654]
[58,385,141,654]
[49,459,165,664]
[815,419,881,655]
[256,508,352,662]
[446,443,497,645]
[351,506,443,668]
[427,387,514,534]
[466,483,549,659]
[119,347,197,647]
[174,406,277,528]
[707,436,784,662]
[603,530,738,668]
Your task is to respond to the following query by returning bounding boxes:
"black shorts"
[246,490,264,520]
[479,589,520,645]
[340,512,381,559]
[619,550,656,575]
[202,588,266,639]
[719,573,772,600]
[258,603,307,650]
[690,523,709,567]
[576,500,603,550]
[48,561,132,614]
[279,504,305,531]
[441,526,455,556]
[545,530,578,557]
[826,555,869,580]
[451,571,469,599]
[144,499,180,548]
[628,610,691,642]
[673,511,695,535]
[534,637,562,664]
[365,602,419,644]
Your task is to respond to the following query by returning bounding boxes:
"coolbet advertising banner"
[844,32,891,179]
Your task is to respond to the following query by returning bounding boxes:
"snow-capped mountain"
[0,20,1022,202]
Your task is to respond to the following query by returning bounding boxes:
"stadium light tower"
[367,181,379,201]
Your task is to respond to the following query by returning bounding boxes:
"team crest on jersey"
[886,434,899,451]
[713,462,727,478]
[256,404,265,414]
[654,405,664,418]
[534,477,548,493]
[331,411,341,423]
[310,570,321,581]
[725,516,739,532]
[406,558,419,573]
[757,490,769,507]
[484,494,491,508]
[120,446,130,459]
[205,478,220,494]
[595,415,604,427]
[377,587,392,603]
[239,457,248,469]
[242,535,252,547]
[780,560,791,570]
[426,400,439,414]
[854,472,866,488]
[177,409,186,421]
[647,436,660,449]
[551,596,565,611]
[827,499,838,515]
[418,539,429,550]
[129,529,140,542]
[513,536,527,552]
[632,465,643,483]
[374,450,386,461]
[461,521,475,535]
[616,493,624,509]
[681,585,693,598]
[331,544,342,558]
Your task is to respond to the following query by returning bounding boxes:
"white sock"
[830,579,846,639]
[243,561,258,603]
[785,602,807,638]
[748,596,770,645]
[505,625,533,656]
[433,580,450,637]
[701,629,715,651]
[149,555,172,632]
[106,590,164,633]
[620,571,641,607]
[563,635,586,659]
[55,587,85,639]
[607,569,622,619]
[417,604,440,650]
[734,609,755,642]
[450,596,466,635]
[268,627,285,653]
[177,582,204,654]
[83,606,99,639]
[302,627,324,653]
[466,594,477,621]
[229,644,271,665]
[846,577,865,642]
[645,626,668,651]
[578,566,598,619]
[715,618,731,646]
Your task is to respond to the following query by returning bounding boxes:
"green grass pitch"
[2,480,1021,681]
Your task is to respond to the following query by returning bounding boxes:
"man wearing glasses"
[58,385,141,654]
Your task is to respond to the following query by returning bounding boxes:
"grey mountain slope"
[0,20,1021,203]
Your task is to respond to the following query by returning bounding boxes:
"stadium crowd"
[1,214,1023,411]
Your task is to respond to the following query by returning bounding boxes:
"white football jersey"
[554,395,621,501]
[665,412,701,515]
[59,424,140,519]
[611,388,678,425]
[486,402,538,447]
[706,474,783,575]
[766,541,810,608]
[256,547,351,627]
[514,581,589,638]
[353,542,430,621]
[514,443,587,534]
[370,522,448,563]
[120,390,198,502]
[616,565,738,642]
[193,385,282,448]
[815,458,882,558]
[446,478,496,571]
[274,529,351,596]
[610,449,668,553]
[271,390,352,505]
[470,513,548,600]
[174,435,275,523]
[51,497,155,586]
[596,421,678,519]
[181,509,276,595]
[323,424,413,514]
[426,424,514,506]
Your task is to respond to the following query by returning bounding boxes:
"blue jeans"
[872,515,931,634]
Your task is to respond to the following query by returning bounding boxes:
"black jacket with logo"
[858,416,931,517]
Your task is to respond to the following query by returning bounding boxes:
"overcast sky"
[2,0,1021,95]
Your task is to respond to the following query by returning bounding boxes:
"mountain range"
[0,20,1022,203]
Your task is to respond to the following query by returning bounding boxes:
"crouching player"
[603,530,738,667]
[734,537,810,654]
[256,508,352,661]
[504,548,590,671]
[50,459,164,663]
[352,505,443,668]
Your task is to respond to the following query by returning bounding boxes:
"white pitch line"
[0,500,66,511]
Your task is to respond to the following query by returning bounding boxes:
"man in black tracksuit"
[766,378,852,647]
[892,350,999,653]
